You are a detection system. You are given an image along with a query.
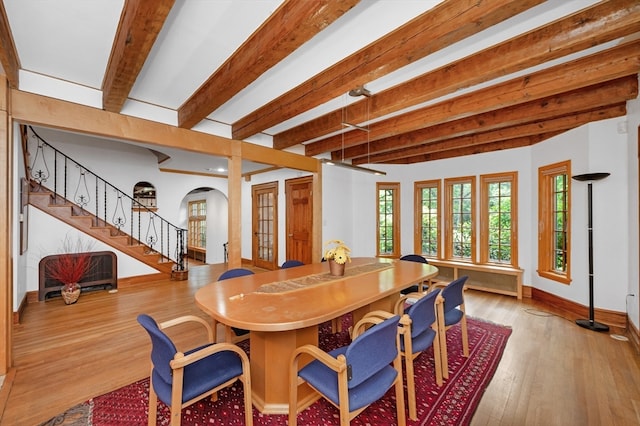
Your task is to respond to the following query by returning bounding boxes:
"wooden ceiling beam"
[283,0,640,149]
[341,76,638,160]
[102,0,175,112]
[0,2,19,88]
[314,39,640,157]
[353,104,626,165]
[233,0,543,141]
[177,0,360,129]
[385,132,564,165]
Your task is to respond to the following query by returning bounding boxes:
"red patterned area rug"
[40,316,511,426]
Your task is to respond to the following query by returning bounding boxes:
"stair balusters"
[25,126,187,273]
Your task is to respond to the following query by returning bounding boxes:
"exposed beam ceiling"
[0,0,638,172]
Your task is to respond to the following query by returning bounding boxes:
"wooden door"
[252,182,278,270]
[286,176,313,265]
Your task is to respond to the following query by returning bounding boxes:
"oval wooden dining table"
[194,257,438,414]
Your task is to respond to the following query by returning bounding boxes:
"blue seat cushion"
[152,343,244,406]
[298,346,398,412]
[444,308,464,326]
[401,327,436,354]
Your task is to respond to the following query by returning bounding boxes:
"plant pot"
[328,259,345,276]
[61,283,81,305]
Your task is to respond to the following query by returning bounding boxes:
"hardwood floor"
[2,264,639,425]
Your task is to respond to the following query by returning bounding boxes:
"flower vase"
[328,259,345,276]
[61,283,81,305]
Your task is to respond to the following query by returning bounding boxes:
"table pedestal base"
[250,326,319,414]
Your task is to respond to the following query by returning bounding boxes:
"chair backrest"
[218,268,254,280]
[441,275,468,312]
[137,314,177,385]
[406,289,440,338]
[400,254,428,264]
[345,315,400,389]
[281,260,304,269]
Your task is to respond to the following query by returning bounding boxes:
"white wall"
[530,119,629,312]
[322,164,363,256]
[625,90,640,330]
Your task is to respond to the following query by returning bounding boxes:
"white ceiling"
[2,0,631,176]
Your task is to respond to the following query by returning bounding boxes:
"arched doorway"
[179,187,228,264]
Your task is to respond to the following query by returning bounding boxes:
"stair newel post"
[176,228,187,271]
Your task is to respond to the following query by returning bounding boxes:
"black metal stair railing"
[27,126,188,272]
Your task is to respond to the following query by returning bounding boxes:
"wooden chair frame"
[289,314,406,426]
[391,292,444,420]
[430,280,469,380]
[147,315,253,426]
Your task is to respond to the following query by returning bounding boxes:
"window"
[538,161,571,283]
[480,172,517,266]
[445,177,475,261]
[414,180,440,258]
[188,200,207,249]
[377,182,400,257]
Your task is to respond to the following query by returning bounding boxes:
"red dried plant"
[46,252,92,285]
[45,236,94,286]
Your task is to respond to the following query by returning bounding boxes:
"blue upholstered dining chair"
[218,268,254,342]
[399,254,431,294]
[137,314,253,426]
[393,289,443,420]
[281,259,304,269]
[434,275,469,380]
[289,314,407,426]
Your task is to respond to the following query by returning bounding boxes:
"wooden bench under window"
[187,246,206,262]
[427,259,523,299]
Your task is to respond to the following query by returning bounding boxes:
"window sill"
[537,270,571,285]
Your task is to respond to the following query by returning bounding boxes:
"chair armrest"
[393,292,424,314]
[159,315,214,343]
[427,282,447,292]
[351,312,396,339]
[170,341,249,370]
[291,344,344,373]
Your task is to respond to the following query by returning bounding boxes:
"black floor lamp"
[571,172,610,332]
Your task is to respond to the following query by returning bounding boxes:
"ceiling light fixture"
[321,158,386,176]
[341,122,370,132]
[348,85,372,97]
[322,86,386,176]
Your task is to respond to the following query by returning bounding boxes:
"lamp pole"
[571,172,610,332]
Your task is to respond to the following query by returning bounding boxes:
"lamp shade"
[572,172,610,182]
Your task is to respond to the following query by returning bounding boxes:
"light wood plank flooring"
[1,264,639,425]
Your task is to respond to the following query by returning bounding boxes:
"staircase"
[28,180,175,274]
[24,126,187,276]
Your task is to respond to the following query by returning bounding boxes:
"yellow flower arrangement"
[323,239,351,265]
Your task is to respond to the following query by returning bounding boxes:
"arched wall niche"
[133,181,157,209]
